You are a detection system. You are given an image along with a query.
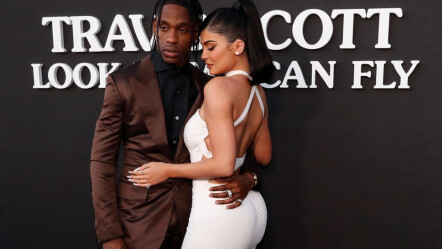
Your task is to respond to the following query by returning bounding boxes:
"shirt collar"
[152,48,191,73]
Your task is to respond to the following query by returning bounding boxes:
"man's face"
[153,4,196,67]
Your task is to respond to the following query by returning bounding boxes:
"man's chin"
[162,56,182,66]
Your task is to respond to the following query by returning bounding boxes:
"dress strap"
[225,70,264,126]
[225,70,253,81]
[234,86,265,126]
[255,88,265,118]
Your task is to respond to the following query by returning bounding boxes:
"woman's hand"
[128,162,171,188]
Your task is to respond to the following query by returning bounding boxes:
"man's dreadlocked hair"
[151,0,204,61]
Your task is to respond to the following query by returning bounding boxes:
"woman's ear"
[233,39,245,55]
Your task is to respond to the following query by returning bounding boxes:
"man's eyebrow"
[178,22,190,26]
[159,20,190,26]
[203,40,216,45]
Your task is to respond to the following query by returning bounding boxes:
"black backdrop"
[1,0,441,248]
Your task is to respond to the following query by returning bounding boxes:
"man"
[90,1,260,249]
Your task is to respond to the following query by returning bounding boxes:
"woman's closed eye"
[207,46,216,51]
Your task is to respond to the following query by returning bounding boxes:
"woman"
[129,0,273,248]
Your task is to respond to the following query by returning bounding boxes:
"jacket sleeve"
[90,75,124,242]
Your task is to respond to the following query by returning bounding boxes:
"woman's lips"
[206,64,213,69]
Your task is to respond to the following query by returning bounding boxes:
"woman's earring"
[235,52,240,55]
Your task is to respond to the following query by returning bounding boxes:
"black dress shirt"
[152,50,199,158]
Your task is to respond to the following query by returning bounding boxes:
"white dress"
[181,71,267,249]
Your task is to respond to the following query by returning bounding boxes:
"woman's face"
[200,29,237,75]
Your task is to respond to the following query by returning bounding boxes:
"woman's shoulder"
[203,76,235,97]
[202,77,237,111]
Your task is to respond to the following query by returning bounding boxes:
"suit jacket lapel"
[131,55,172,159]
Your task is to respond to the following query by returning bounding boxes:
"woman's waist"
[192,179,222,187]
[189,155,245,172]
[191,179,224,197]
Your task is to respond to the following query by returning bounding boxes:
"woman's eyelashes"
[207,46,216,51]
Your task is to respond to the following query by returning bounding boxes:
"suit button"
[173,186,178,191]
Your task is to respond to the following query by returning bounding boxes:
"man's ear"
[191,26,199,43]
[152,20,157,37]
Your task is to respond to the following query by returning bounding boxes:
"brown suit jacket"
[90,54,211,246]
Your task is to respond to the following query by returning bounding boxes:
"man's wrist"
[244,172,256,191]
[251,172,258,187]
[241,170,261,191]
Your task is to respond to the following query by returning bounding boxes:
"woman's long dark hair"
[151,0,203,60]
[200,0,274,84]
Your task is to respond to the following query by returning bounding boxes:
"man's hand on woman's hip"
[209,170,255,209]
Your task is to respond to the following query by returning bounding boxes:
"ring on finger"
[226,190,233,198]
[237,199,243,203]
[146,183,150,189]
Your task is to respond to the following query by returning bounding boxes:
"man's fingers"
[227,194,247,209]
[214,195,240,205]
[209,192,229,198]
[211,176,233,183]
[214,198,235,205]
[210,185,240,198]
[209,184,229,192]
[227,200,242,209]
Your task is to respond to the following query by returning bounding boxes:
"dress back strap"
[234,86,265,127]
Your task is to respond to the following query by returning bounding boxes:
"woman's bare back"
[199,75,268,160]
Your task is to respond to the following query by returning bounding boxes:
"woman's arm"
[129,78,237,186]
[168,77,237,179]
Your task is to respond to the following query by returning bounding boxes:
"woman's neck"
[227,55,250,74]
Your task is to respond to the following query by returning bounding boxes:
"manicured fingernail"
[127,175,132,178]
[128,171,133,174]
[128,179,133,182]
[134,168,139,172]
[133,183,138,186]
